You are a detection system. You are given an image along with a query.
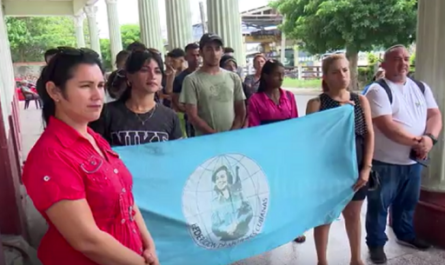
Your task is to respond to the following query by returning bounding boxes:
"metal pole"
[199,1,207,34]
[280,15,286,64]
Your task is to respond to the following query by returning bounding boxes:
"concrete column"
[138,0,163,52]
[413,0,445,248]
[207,0,245,66]
[165,0,192,50]
[84,5,101,55]
[73,13,86,48]
[105,0,123,67]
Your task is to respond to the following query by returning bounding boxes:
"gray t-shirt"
[89,100,182,146]
[179,69,246,135]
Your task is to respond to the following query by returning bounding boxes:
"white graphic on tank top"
[111,131,169,146]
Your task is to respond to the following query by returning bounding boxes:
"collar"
[46,116,100,148]
[260,88,287,103]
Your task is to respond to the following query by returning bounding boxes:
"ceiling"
[3,0,97,16]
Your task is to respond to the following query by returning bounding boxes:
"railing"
[242,65,377,80]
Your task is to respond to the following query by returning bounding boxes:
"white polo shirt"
[365,78,438,165]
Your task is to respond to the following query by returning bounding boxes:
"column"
[138,0,163,52]
[413,0,445,248]
[207,0,245,66]
[165,0,192,50]
[73,13,86,48]
[105,0,123,66]
[84,5,101,55]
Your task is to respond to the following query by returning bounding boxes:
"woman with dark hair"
[22,47,159,265]
[247,59,299,126]
[90,50,182,146]
[247,59,305,243]
[306,54,374,265]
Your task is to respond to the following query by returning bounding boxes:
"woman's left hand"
[142,248,159,265]
[353,168,370,192]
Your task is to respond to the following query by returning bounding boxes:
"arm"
[359,95,375,168]
[247,97,261,127]
[133,205,156,251]
[416,84,442,155]
[163,65,176,95]
[231,75,247,130]
[47,200,146,265]
[423,84,442,138]
[366,85,420,146]
[305,97,321,115]
[180,76,216,134]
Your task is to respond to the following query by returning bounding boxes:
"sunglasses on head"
[56,46,100,58]
[44,47,101,83]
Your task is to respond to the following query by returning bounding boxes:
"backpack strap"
[374,78,426,104]
[409,78,426,94]
[375,79,393,103]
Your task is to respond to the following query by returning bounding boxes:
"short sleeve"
[422,82,439,109]
[365,84,392,118]
[179,75,197,105]
[233,74,246,102]
[170,113,183,140]
[23,149,85,212]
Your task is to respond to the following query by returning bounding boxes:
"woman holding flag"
[306,54,374,265]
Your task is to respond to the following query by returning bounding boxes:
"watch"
[424,133,438,145]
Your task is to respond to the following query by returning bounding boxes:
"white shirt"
[365,78,438,165]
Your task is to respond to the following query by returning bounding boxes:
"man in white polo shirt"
[364,44,442,264]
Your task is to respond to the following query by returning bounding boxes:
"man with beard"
[180,33,246,136]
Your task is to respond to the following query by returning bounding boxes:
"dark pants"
[366,160,422,247]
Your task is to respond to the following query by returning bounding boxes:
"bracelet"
[363,164,373,169]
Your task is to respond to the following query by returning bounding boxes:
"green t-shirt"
[179,69,246,135]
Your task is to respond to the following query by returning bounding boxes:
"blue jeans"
[365,160,423,247]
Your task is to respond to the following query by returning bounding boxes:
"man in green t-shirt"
[179,33,246,136]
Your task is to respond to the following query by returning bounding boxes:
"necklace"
[133,104,157,125]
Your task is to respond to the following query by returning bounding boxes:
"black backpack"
[375,78,425,103]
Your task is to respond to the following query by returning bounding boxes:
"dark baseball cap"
[199,33,223,49]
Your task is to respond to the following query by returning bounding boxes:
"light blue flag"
[114,105,357,265]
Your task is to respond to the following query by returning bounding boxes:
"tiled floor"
[18,102,445,265]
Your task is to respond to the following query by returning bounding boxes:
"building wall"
[13,62,45,83]
[0,0,27,237]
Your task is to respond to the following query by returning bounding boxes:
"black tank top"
[319,92,366,168]
[319,92,367,137]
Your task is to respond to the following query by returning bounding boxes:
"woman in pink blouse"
[248,59,299,126]
[247,59,305,243]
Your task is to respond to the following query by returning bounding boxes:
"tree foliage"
[270,0,417,89]
[271,0,417,54]
[100,24,141,71]
[6,17,76,62]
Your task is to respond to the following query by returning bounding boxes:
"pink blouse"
[248,88,298,127]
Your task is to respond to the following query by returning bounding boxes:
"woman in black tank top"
[306,55,374,265]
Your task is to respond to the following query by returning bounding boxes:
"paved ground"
[18,95,445,264]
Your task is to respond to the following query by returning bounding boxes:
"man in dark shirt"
[173,43,200,137]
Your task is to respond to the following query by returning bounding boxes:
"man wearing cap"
[179,33,246,135]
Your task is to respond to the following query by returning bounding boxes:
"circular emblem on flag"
[182,154,270,249]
